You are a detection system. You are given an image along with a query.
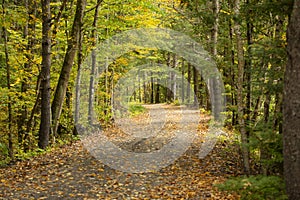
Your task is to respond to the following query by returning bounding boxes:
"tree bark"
[74,24,83,128]
[283,1,300,198]
[38,0,51,149]
[150,72,154,104]
[88,0,101,124]
[209,0,221,120]
[234,0,250,175]
[2,0,14,158]
[171,54,178,101]
[261,91,271,174]
[51,0,86,135]
[181,60,185,103]
[245,0,253,148]
[18,0,37,151]
[186,63,191,104]
[212,0,219,56]
[155,78,160,103]
[193,67,198,106]
[229,19,237,126]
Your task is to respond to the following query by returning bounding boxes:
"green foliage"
[171,99,180,106]
[128,103,146,117]
[250,120,284,174]
[216,175,287,200]
[95,105,113,127]
[14,148,47,162]
[0,142,9,165]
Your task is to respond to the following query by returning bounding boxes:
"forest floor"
[0,104,243,199]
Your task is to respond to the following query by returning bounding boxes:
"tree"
[51,0,86,136]
[38,0,51,149]
[283,0,300,198]
[2,0,13,158]
[234,0,250,174]
[88,0,102,124]
[18,0,37,151]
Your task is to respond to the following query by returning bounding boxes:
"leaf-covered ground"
[1,104,242,199]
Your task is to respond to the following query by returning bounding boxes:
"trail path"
[0,104,241,199]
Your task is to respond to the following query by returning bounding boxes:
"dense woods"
[0,0,299,198]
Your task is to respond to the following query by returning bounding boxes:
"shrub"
[216,175,287,200]
[128,103,146,117]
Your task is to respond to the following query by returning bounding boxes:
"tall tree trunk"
[51,0,86,136]
[38,0,51,149]
[88,0,101,124]
[283,1,300,198]
[229,19,237,126]
[234,0,250,175]
[244,0,253,146]
[272,16,284,135]
[2,1,13,158]
[74,25,83,130]
[18,0,37,151]
[212,0,219,56]
[209,0,221,120]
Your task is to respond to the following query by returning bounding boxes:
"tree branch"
[85,0,104,14]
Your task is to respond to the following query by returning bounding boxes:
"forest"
[0,0,299,199]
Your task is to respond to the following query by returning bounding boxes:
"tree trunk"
[18,0,37,151]
[171,54,178,101]
[283,1,300,198]
[234,0,250,175]
[186,63,191,104]
[38,0,51,149]
[2,1,14,158]
[273,92,282,133]
[193,67,198,106]
[212,0,219,56]
[143,71,147,103]
[229,19,237,126]
[166,53,173,102]
[245,0,253,148]
[181,60,185,103]
[51,0,86,136]
[155,78,160,103]
[150,72,154,104]
[88,0,101,124]
[260,91,271,174]
[138,70,142,103]
[209,0,221,120]
[74,24,83,129]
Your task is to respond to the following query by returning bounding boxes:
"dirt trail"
[0,104,241,199]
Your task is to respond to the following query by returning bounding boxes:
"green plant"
[216,175,287,200]
[14,148,47,161]
[0,142,9,165]
[172,99,181,106]
[128,103,146,117]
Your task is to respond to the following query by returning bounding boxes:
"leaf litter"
[0,104,241,199]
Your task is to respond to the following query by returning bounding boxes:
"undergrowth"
[216,175,287,200]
